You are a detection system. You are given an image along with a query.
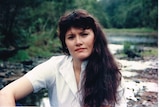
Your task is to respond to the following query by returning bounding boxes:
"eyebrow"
[65,28,90,36]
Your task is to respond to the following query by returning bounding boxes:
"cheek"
[65,41,73,51]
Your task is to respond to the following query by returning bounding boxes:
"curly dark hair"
[58,9,122,107]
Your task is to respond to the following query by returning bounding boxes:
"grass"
[140,47,158,57]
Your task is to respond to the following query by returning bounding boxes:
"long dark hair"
[58,9,122,107]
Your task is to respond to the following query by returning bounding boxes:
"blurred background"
[0,0,158,107]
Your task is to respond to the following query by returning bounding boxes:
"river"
[107,32,158,46]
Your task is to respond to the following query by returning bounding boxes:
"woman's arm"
[0,76,33,106]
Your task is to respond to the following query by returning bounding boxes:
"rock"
[0,72,5,78]
[21,60,33,65]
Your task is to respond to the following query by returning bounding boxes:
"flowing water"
[107,33,158,46]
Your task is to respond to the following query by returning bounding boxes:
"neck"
[73,59,82,72]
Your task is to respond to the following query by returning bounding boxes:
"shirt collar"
[59,55,88,96]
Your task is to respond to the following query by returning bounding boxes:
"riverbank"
[0,43,158,106]
[109,43,158,107]
[120,57,158,107]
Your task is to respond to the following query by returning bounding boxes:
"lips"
[75,48,86,52]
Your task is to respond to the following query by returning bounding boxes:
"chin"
[77,55,90,61]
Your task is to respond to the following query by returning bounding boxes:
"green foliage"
[8,50,30,62]
[0,0,44,48]
[123,42,132,54]
[101,0,158,29]
[76,0,110,28]
[0,0,158,61]
[122,42,141,58]
[27,30,62,58]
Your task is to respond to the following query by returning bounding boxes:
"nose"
[75,36,82,46]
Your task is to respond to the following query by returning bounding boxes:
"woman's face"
[65,27,95,61]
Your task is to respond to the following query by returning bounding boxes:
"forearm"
[0,90,16,106]
[0,77,33,106]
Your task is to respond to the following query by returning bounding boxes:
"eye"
[81,32,89,37]
[67,35,75,40]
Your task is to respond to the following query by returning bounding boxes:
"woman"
[0,9,126,107]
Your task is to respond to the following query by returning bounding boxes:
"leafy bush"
[27,31,62,58]
[122,42,141,58]
[8,50,30,62]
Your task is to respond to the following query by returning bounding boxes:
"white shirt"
[25,55,126,107]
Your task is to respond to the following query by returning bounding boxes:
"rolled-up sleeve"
[24,57,56,93]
